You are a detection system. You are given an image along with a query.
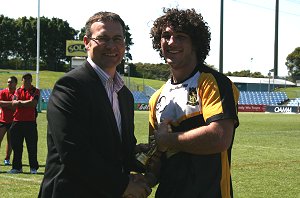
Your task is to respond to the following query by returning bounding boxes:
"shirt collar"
[87,57,124,92]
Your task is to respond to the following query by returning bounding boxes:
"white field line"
[236,144,300,152]
[0,175,40,182]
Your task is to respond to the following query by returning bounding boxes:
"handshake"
[123,120,172,197]
[122,138,158,198]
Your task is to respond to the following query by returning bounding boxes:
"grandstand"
[238,91,288,105]
[131,91,150,103]
[40,89,151,110]
[38,76,299,110]
[40,88,51,103]
[40,89,150,104]
[228,76,296,92]
[40,88,300,109]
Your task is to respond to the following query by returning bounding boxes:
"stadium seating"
[238,91,288,105]
[41,88,52,102]
[287,98,300,106]
[39,89,151,105]
[131,91,150,103]
[39,89,52,110]
[25,89,299,107]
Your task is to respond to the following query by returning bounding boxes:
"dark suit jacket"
[39,61,138,198]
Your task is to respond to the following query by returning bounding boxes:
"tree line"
[128,63,269,81]
[1,15,299,82]
[0,15,134,72]
[286,47,300,82]
[0,15,77,71]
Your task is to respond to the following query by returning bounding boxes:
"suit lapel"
[118,88,132,148]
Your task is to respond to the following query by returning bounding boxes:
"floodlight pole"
[36,0,41,112]
[272,72,275,90]
[142,71,145,92]
[219,0,224,73]
[124,63,130,90]
[36,0,40,88]
[274,0,279,77]
[268,71,271,105]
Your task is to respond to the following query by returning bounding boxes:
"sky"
[1,0,300,77]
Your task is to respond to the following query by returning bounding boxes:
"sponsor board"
[238,105,266,112]
[135,103,149,111]
[266,105,299,114]
[66,40,87,57]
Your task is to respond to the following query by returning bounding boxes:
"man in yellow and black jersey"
[146,8,240,198]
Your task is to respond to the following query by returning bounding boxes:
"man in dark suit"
[39,11,151,198]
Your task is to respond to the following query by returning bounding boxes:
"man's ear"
[83,36,90,50]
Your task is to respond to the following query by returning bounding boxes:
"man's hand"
[135,143,151,154]
[122,174,152,198]
[12,100,21,107]
[154,120,172,152]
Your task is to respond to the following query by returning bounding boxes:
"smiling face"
[160,26,197,73]
[84,20,125,73]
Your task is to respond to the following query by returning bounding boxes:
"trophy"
[135,135,157,170]
[135,121,172,170]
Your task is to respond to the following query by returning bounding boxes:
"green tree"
[286,47,300,81]
[39,17,77,71]
[0,15,17,66]
[135,63,170,80]
[0,15,76,71]
[124,25,134,62]
[78,27,85,40]
[15,16,36,69]
[225,70,264,78]
[251,72,264,78]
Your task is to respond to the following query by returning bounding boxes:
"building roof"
[227,76,295,86]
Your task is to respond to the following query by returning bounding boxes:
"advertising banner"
[134,103,149,111]
[265,105,299,114]
[238,104,266,112]
[66,40,87,57]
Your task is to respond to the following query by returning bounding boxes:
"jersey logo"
[187,87,199,106]
[156,95,167,113]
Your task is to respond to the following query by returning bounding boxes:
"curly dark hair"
[150,8,211,64]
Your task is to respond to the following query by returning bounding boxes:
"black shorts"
[0,122,12,130]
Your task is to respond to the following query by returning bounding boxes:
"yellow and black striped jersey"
[149,65,239,198]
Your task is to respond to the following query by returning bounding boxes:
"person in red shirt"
[8,73,40,174]
[0,76,18,166]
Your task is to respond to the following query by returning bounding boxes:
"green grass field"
[0,112,299,198]
[0,69,299,197]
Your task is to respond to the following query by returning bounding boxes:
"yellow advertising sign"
[66,40,87,57]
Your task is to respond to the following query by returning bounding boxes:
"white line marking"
[0,175,40,182]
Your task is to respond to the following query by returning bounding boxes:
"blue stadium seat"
[132,91,150,103]
[40,89,52,102]
[238,91,288,105]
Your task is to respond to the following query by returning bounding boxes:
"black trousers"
[10,121,39,170]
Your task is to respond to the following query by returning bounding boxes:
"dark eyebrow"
[112,35,124,38]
